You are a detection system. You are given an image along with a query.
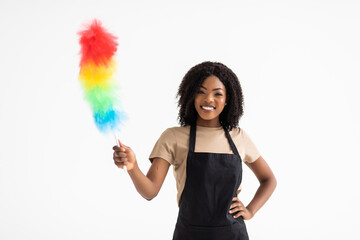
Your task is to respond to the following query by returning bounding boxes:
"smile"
[201,105,216,111]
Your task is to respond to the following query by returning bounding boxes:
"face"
[194,75,227,127]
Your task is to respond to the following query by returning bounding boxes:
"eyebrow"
[200,85,224,91]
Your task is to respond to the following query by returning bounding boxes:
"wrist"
[126,160,138,172]
[246,205,256,219]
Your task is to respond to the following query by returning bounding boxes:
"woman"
[113,61,276,239]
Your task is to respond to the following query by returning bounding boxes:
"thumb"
[118,139,129,149]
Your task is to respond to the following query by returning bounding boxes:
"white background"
[0,0,359,239]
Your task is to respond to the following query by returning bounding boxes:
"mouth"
[201,105,216,111]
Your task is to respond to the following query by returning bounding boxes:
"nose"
[204,94,214,104]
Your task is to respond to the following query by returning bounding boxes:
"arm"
[229,156,277,220]
[113,141,170,200]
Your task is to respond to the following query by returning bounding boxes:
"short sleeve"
[149,128,176,165]
[242,129,261,163]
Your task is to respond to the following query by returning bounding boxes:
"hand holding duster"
[78,19,127,171]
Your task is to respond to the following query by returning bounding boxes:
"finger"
[229,205,245,214]
[118,152,127,158]
[114,148,126,154]
[113,147,126,153]
[115,162,124,169]
[229,205,243,211]
[230,201,243,209]
[113,145,121,151]
[118,140,129,149]
[113,152,126,159]
[232,197,240,202]
[114,152,127,158]
[113,158,124,167]
[114,159,128,168]
[229,203,245,211]
[233,211,245,218]
[115,157,128,163]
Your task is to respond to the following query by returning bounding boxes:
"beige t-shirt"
[149,125,260,206]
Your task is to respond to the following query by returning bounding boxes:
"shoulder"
[157,126,190,142]
[230,127,261,163]
[229,127,246,140]
[167,125,190,133]
[230,127,257,145]
[162,126,190,137]
[150,126,190,165]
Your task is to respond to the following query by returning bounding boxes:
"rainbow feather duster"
[78,19,125,133]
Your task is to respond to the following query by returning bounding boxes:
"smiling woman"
[177,61,244,130]
[113,61,276,240]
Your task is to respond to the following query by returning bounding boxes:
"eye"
[215,93,223,96]
[197,90,205,94]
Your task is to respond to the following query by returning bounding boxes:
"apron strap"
[224,128,240,157]
[189,124,196,153]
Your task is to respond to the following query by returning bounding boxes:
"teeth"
[202,106,215,110]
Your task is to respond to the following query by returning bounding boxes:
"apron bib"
[173,125,249,240]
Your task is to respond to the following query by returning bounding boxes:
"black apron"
[173,125,249,240]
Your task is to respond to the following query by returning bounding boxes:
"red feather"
[78,19,118,67]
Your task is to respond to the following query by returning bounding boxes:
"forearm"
[246,177,277,216]
[127,161,157,200]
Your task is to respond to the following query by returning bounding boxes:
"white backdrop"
[0,0,359,239]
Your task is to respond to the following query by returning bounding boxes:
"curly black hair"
[177,61,244,131]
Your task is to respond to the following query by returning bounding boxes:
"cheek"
[194,96,201,108]
[218,98,226,108]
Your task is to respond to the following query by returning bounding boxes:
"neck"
[196,117,221,128]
